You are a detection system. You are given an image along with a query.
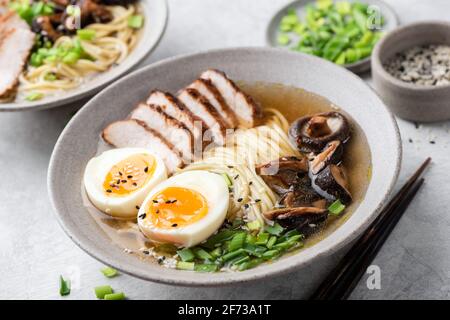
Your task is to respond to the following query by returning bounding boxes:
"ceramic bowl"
[266,0,398,74]
[0,0,168,112]
[48,47,401,286]
[372,21,450,122]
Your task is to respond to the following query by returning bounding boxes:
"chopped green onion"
[128,15,144,29]
[245,233,257,245]
[202,229,237,249]
[101,267,118,278]
[62,51,80,65]
[246,220,261,231]
[193,248,213,261]
[277,229,301,243]
[277,34,291,46]
[243,244,267,257]
[209,247,222,258]
[222,248,246,262]
[77,29,96,41]
[25,92,44,101]
[94,285,113,299]
[177,248,195,262]
[328,199,346,215]
[255,232,270,245]
[266,236,277,249]
[194,264,218,272]
[228,232,246,251]
[104,292,125,300]
[265,223,284,236]
[238,258,264,271]
[232,255,250,266]
[262,249,280,260]
[176,261,195,271]
[44,73,57,81]
[221,173,232,186]
[59,275,71,296]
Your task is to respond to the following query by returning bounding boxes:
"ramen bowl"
[0,0,168,112]
[48,47,401,286]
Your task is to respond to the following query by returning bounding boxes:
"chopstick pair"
[309,157,431,300]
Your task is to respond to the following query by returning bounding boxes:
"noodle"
[18,5,140,96]
[181,109,301,225]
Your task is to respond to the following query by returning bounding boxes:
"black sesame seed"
[244,204,249,209]
[408,138,413,143]
[132,182,137,186]
[249,181,253,185]
[171,199,177,203]
[116,179,121,184]
[255,199,261,203]
[139,213,146,219]
[227,165,234,169]
[142,250,149,255]
[172,223,178,227]
[135,205,140,210]
[106,189,112,193]
[144,167,148,173]
[121,179,127,183]
[157,258,164,264]
[237,198,243,202]
[127,175,132,179]
[234,174,239,180]
[152,200,158,203]
[156,210,159,214]
[430,140,436,144]
[166,200,172,204]
[119,171,123,176]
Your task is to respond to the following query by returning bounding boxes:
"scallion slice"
[59,275,71,296]
[176,261,195,271]
[264,223,284,236]
[25,92,43,101]
[104,292,125,300]
[101,267,118,278]
[77,29,96,41]
[328,199,346,215]
[128,15,143,29]
[94,285,113,299]
[177,248,195,262]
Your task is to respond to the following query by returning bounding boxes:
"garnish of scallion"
[25,92,44,101]
[94,285,113,299]
[128,15,144,29]
[328,199,346,215]
[59,275,71,296]
[101,266,118,278]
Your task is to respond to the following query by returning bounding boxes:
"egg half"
[138,170,229,247]
[84,148,167,219]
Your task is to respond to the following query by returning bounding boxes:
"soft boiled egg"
[84,148,167,219]
[138,170,229,247]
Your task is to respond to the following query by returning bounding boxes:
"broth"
[83,81,372,266]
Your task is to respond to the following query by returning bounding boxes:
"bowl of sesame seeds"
[372,21,450,122]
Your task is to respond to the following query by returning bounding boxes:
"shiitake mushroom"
[310,164,352,204]
[289,112,350,153]
[263,207,328,235]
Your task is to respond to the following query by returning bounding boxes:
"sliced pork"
[147,90,205,154]
[178,88,228,146]
[200,69,262,128]
[102,119,183,173]
[0,12,35,99]
[188,78,238,128]
[130,103,194,163]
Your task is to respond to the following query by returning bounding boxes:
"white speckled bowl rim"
[265,0,399,74]
[48,47,402,287]
[0,0,168,112]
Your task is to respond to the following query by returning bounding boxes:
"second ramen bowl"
[48,47,401,287]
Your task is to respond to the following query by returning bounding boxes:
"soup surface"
[82,82,372,267]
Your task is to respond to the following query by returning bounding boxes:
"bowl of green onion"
[267,0,398,74]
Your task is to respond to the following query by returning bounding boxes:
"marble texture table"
[0,0,449,300]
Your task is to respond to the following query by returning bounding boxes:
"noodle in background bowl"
[0,0,168,112]
[48,47,401,287]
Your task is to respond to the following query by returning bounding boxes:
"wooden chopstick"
[309,158,431,300]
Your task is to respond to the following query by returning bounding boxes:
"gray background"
[0,0,449,299]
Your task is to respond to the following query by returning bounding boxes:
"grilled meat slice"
[130,103,194,163]
[200,69,262,128]
[102,119,183,173]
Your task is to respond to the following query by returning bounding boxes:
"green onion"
[243,244,267,257]
[128,15,144,29]
[101,267,118,278]
[265,223,284,236]
[194,264,219,272]
[328,199,346,215]
[262,249,280,260]
[238,258,264,271]
[221,173,232,186]
[94,285,113,299]
[177,248,195,262]
[228,232,246,252]
[44,73,57,81]
[104,292,125,300]
[62,51,80,65]
[59,276,71,296]
[245,233,257,245]
[193,248,213,261]
[246,220,261,231]
[255,232,270,245]
[222,248,246,262]
[277,229,301,243]
[277,34,291,46]
[176,261,195,271]
[77,29,96,41]
[202,229,237,249]
[209,247,222,258]
[232,255,250,266]
[266,236,277,249]
[25,92,44,101]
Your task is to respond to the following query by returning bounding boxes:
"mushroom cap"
[289,112,351,153]
[310,140,344,175]
[311,164,352,204]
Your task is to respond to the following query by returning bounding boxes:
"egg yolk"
[146,187,208,229]
[103,154,156,196]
